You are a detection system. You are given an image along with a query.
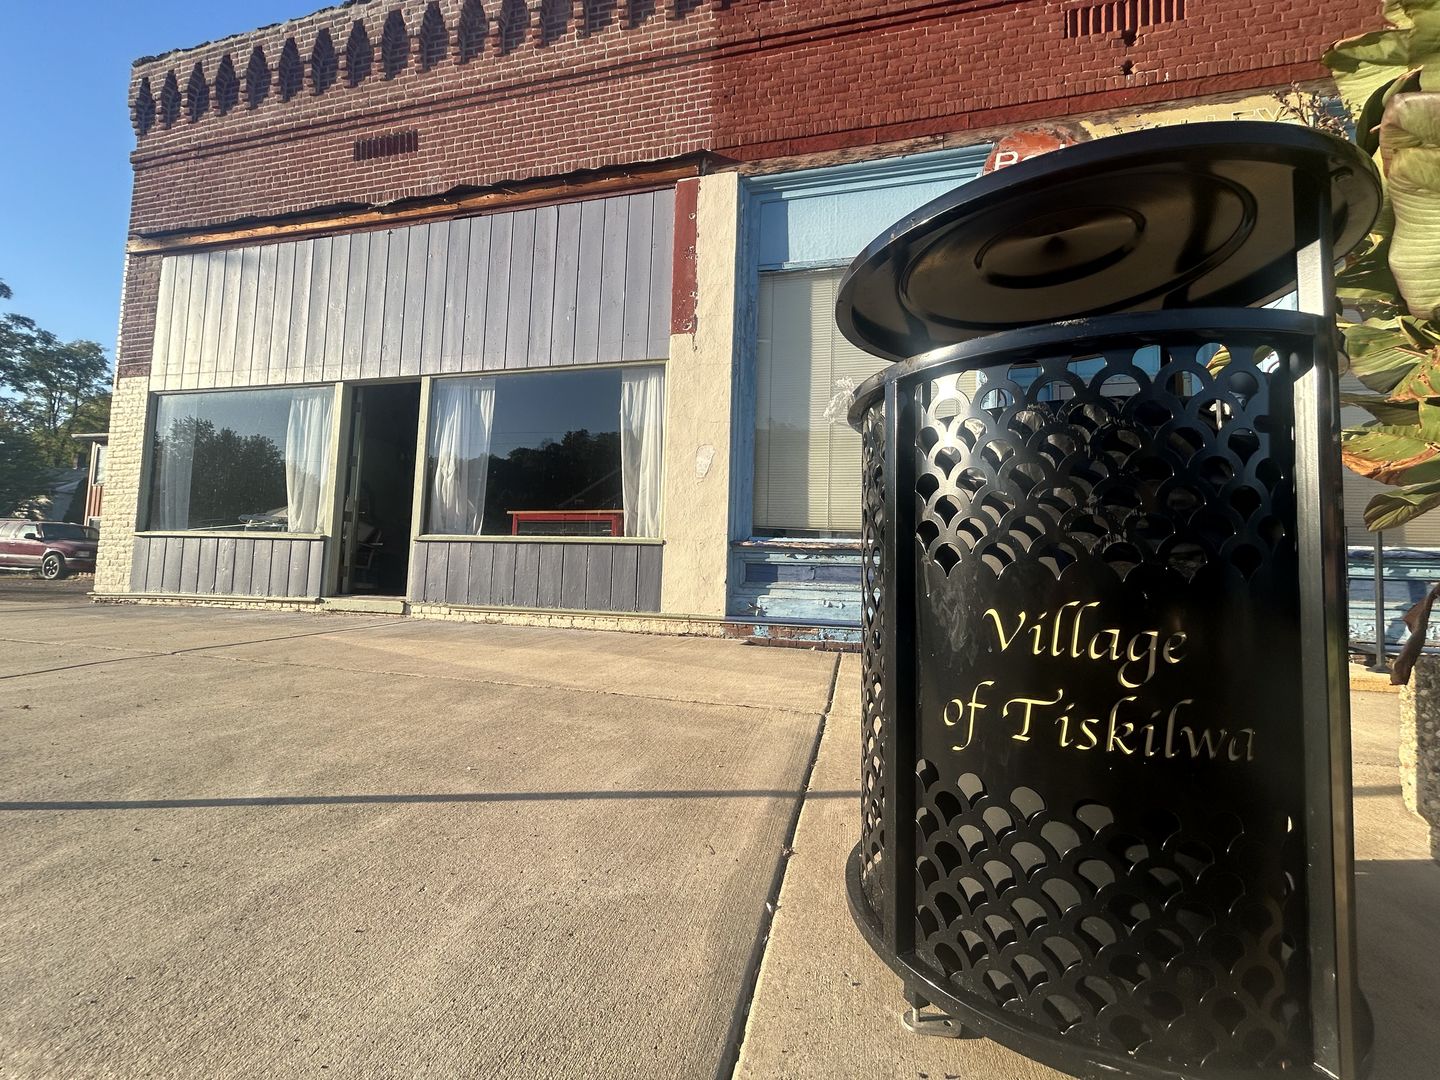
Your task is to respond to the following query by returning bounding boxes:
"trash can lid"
[835,121,1381,361]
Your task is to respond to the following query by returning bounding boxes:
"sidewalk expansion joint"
[0,619,396,682]
[181,649,833,716]
[715,651,843,1080]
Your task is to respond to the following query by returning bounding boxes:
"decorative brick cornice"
[130,0,723,142]
[122,0,1381,238]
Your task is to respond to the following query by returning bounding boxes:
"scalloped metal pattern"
[913,345,1291,582]
[859,402,889,925]
[901,338,1313,1071]
[912,761,1308,1069]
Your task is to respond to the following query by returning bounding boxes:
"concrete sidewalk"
[736,657,1440,1080]
[0,598,838,1080]
[3,590,1437,1079]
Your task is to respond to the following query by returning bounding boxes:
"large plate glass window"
[425,365,665,538]
[146,387,334,532]
[754,268,887,537]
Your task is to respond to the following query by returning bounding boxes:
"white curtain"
[428,377,496,535]
[620,367,664,538]
[285,387,334,533]
[153,398,195,530]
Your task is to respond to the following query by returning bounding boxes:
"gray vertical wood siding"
[409,541,661,614]
[130,535,326,598]
[149,190,674,390]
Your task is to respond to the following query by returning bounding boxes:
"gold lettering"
[943,698,965,727]
[1182,724,1226,760]
[984,609,1026,652]
[1162,631,1187,666]
[1106,696,1139,754]
[1027,617,1047,655]
[1052,602,1079,657]
[1233,728,1257,762]
[1076,713,1099,750]
[1119,630,1161,688]
[945,680,993,752]
[1004,691,1062,742]
[1089,628,1121,662]
[1071,602,1101,658]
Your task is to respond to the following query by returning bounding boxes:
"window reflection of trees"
[158,416,286,529]
[481,428,622,529]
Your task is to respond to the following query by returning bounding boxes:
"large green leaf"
[1342,394,1440,438]
[1380,93,1440,320]
[1415,9,1440,88]
[1344,317,1434,392]
[1389,350,1440,399]
[1341,423,1440,484]
[1355,69,1423,153]
[1342,390,1421,424]
[1326,3,1440,117]
[1336,190,1399,313]
[1385,0,1420,31]
[1328,31,1418,120]
[1330,4,1440,527]
[1364,477,1440,529]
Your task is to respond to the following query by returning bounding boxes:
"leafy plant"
[1327,0,1440,531]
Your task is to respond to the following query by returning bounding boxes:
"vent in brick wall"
[354,130,420,161]
[1064,0,1185,37]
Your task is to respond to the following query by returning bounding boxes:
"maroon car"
[0,520,98,579]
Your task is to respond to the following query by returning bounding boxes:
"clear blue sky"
[0,2,320,363]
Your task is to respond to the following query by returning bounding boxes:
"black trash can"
[837,123,1380,1080]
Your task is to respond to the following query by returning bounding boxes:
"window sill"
[734,537,863,552]
[416,534,664,545]
[135,531,329,540]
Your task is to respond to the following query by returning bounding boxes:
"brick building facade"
[99,0,1387,632]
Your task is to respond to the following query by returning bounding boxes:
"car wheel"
[40,553,65,580]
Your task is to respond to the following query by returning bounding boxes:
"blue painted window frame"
[727,146,992,624]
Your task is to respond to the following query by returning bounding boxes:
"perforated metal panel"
[848,313,1348,1078]
[859,402,889,924]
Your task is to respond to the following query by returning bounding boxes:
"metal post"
[1371,529,1388,672]
[1292,168,1361,1080]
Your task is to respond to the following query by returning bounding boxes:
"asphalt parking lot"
[0,570,93,601]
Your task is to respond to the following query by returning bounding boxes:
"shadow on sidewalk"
[1357,857,1440,1080]
[0,788,862,811]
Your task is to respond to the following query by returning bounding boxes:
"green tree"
[0,314,111,466]
[485,429,623,528]
[183,418,286,528]
[0,408,48,517]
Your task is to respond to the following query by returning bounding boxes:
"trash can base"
[901,1003,971,1040]
[846,844,1365,1080]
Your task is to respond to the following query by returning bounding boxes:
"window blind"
[754,268,888,535]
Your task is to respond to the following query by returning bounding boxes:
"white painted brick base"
[94,377,149,595]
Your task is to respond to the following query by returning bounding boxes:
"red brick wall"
[128,0,1382,237]
[711,0,1363,159]
[128,0,717,234]
[115,255,162,380]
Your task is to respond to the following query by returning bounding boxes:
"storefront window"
[425,365,664,538]
[146,387,334,532]
[753,268,887,537]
